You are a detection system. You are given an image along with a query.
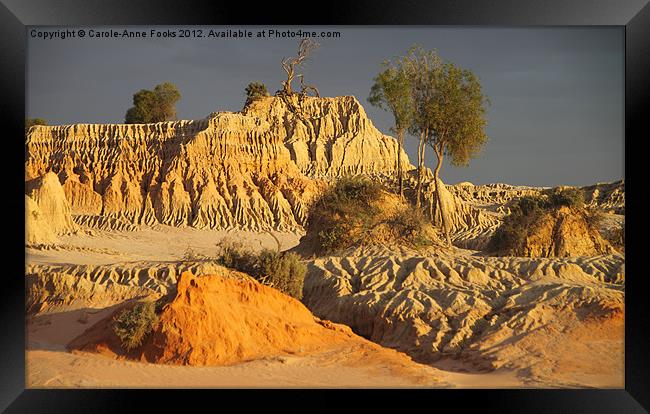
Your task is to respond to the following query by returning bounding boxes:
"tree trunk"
[283,66,295,94]
[416,129,427,208]
[416,132,423,208]
[429,189,434,221]
[433,143,452,246]
[397,131,404,198]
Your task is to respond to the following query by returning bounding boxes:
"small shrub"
[308,176,386,253]
[318,225,348,254]
[488,195,548,253]
[25,117,47,133]
[257,250,307,300]
[389,208,435,248]
[216,239,257,273]
[112,301,158,351]
[244,82,270,107]
[516,195,548,215]
[181,246,211,263]
[545,187,585,209]
[489,187,598,255]
[216,240,306,299]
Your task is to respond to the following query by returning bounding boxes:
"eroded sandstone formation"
[509,206,615,257]
[449,182,541,210]
[25,172,78,245]
[26,260,236,314]
[26,96,412,233]
[302,246,624,385]
[243,96,411,178]
[582,180,625,214]
[25,195,57,245]
[446,181,625,250]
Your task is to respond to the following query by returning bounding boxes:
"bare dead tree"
[281,38,319,95]
[298,75,320,98]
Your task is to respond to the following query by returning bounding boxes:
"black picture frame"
[2,0,648,412]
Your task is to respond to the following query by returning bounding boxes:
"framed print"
[2,0,648,412]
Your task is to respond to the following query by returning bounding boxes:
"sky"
[27,26,624,187]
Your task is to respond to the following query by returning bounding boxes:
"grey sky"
[27,26,624,187]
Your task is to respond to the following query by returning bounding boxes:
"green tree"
[125,82,181,123]
[244,82,269,108]
[400,45,442,209]
[426,61,489,245]
[368,62,414,197]
[25,118,47,133]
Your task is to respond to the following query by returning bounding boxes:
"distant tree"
[244,82,269,108]
[25,118,47,133]
[425,61,489,245]
[368,62,414,198]
[124,82,181,124]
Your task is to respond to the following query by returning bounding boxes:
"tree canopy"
[124,82,181,124]
[368,62,414,138]
[426,62,489,168]
[368,61,414,196]
[369,45,490,245]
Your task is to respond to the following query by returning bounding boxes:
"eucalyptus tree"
[368,61,414,197]
[400,45,442,209]
[426,61,489,245]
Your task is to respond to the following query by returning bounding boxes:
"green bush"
[216,239,258,274]
[317,225,348,254]
[305,176,439,254]
[25,118,47,133]
[257,250,306,299]
[244,82,270,107]
[112,301,158,351]
[216,240,306,299]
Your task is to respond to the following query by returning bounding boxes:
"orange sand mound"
[70,272,372,366]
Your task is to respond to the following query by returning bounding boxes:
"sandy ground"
[26,225,303,266]
[26,307,526,388]
[26,225,617,389]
